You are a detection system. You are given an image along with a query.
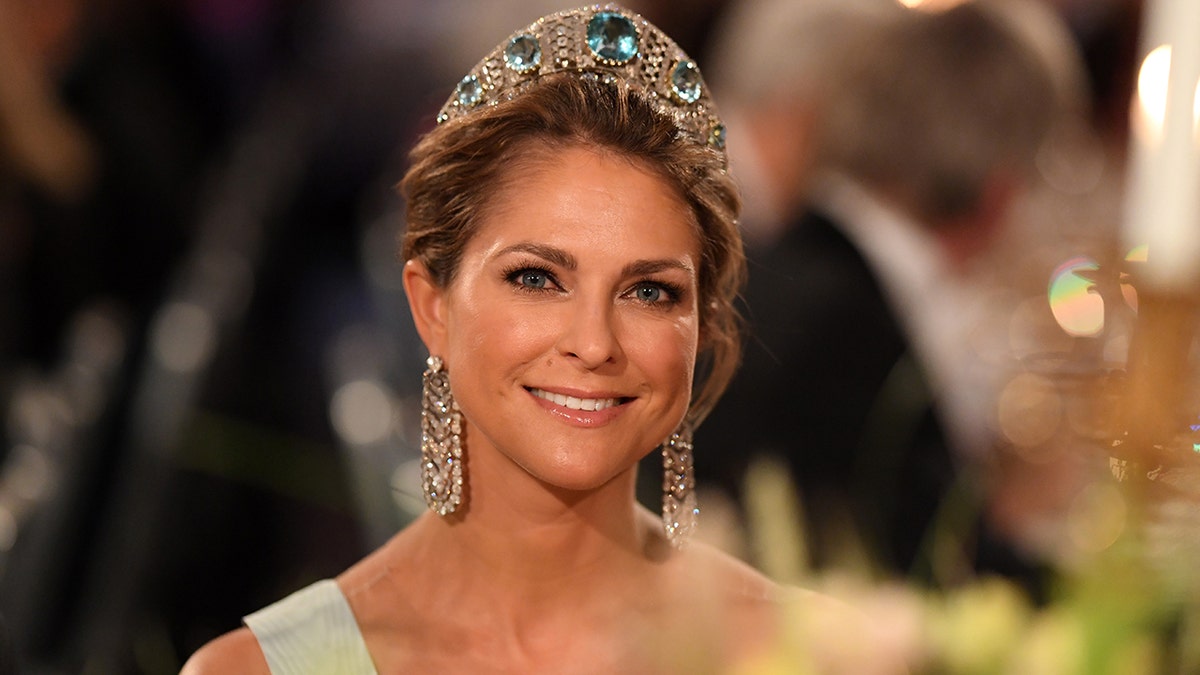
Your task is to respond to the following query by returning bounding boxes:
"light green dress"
[244,579,378,675]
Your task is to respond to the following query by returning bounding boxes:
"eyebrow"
[494,242,695,278]
[621,258,695,279]
[495,242,576,270]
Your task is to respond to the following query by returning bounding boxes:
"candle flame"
[1134,44,1200,144]
[893,0,968,11]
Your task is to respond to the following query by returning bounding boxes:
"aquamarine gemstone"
[586,11,638,64]
[709,122,726,151]
[504,34,541,72]
[670,60,701,103]
[456,75,482,107]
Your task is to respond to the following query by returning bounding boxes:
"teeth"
[530,388,618,411]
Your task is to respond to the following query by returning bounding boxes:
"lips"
[527,387,623,411]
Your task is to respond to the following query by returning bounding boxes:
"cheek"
[672,317,700,387]
[627,314,699,390]
[448,298,553,373]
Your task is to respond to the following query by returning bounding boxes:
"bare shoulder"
[666,543,781,642]
[671,546,909,673]
[772,585,912,674]
[179,627,270,675]
[676,540,779,600]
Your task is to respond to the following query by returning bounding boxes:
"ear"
[403,259,449,357]
[935,171,1020,269]
[975,170,1020,232]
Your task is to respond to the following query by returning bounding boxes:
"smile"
[527,388,622,411]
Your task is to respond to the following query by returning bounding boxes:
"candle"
[1123,0,1200,292]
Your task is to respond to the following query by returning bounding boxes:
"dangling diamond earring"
[421,355,464,515]
[662,427,697,547]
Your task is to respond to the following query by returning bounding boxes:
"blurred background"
[2,0,1194,673]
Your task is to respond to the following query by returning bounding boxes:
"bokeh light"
[1045,251,1141,340]
[1047,257,1104,337]
[1066,481,1127,554]
[1008,296,1074,358]
[150,302,216,374]
[997,373,1063,454]
[1126,243,1150,262]
[330,379,395,446]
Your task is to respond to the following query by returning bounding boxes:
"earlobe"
[402,259,448,356]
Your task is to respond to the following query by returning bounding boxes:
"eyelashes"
[627,280,684,306]
[500,261,686,308]
[503,264,560,292]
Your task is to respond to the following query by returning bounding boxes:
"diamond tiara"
[435,4,726,161]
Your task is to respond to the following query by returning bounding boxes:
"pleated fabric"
[244,579,378,675]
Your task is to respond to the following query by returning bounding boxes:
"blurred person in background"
[0,3,94,671]
[701,0,901,249]
[696,0,1086,588]
[0,0,405,671]
[0,0,97,380]
[0,2,318,673]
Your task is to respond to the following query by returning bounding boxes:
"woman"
[183,5,872,673]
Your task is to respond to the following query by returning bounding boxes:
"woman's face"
[413,144,701,493]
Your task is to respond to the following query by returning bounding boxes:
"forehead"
[467,144,701,262]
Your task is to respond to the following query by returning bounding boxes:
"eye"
[634,284,663,303]
[518,270,549,289]
[504,266,560,292]
[627,281,681,306]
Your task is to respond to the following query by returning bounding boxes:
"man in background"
[698,0,1084,586]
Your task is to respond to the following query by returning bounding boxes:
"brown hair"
[400,73,744,424]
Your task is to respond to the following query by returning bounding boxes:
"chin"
[529,454,635,494]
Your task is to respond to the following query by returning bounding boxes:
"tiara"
[435,4,727,161]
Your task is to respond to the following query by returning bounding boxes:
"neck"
[461,470,646,563]
[399,458,666,616]
[356,458,683,671]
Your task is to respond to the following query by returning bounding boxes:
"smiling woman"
[178,4,896,674]
[410,144,702,500]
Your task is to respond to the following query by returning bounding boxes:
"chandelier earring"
[421,355,465,515]
[662,426,698,547]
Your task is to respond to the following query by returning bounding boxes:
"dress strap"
[244,579,378,675]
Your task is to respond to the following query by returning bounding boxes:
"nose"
[555,295,623,370]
